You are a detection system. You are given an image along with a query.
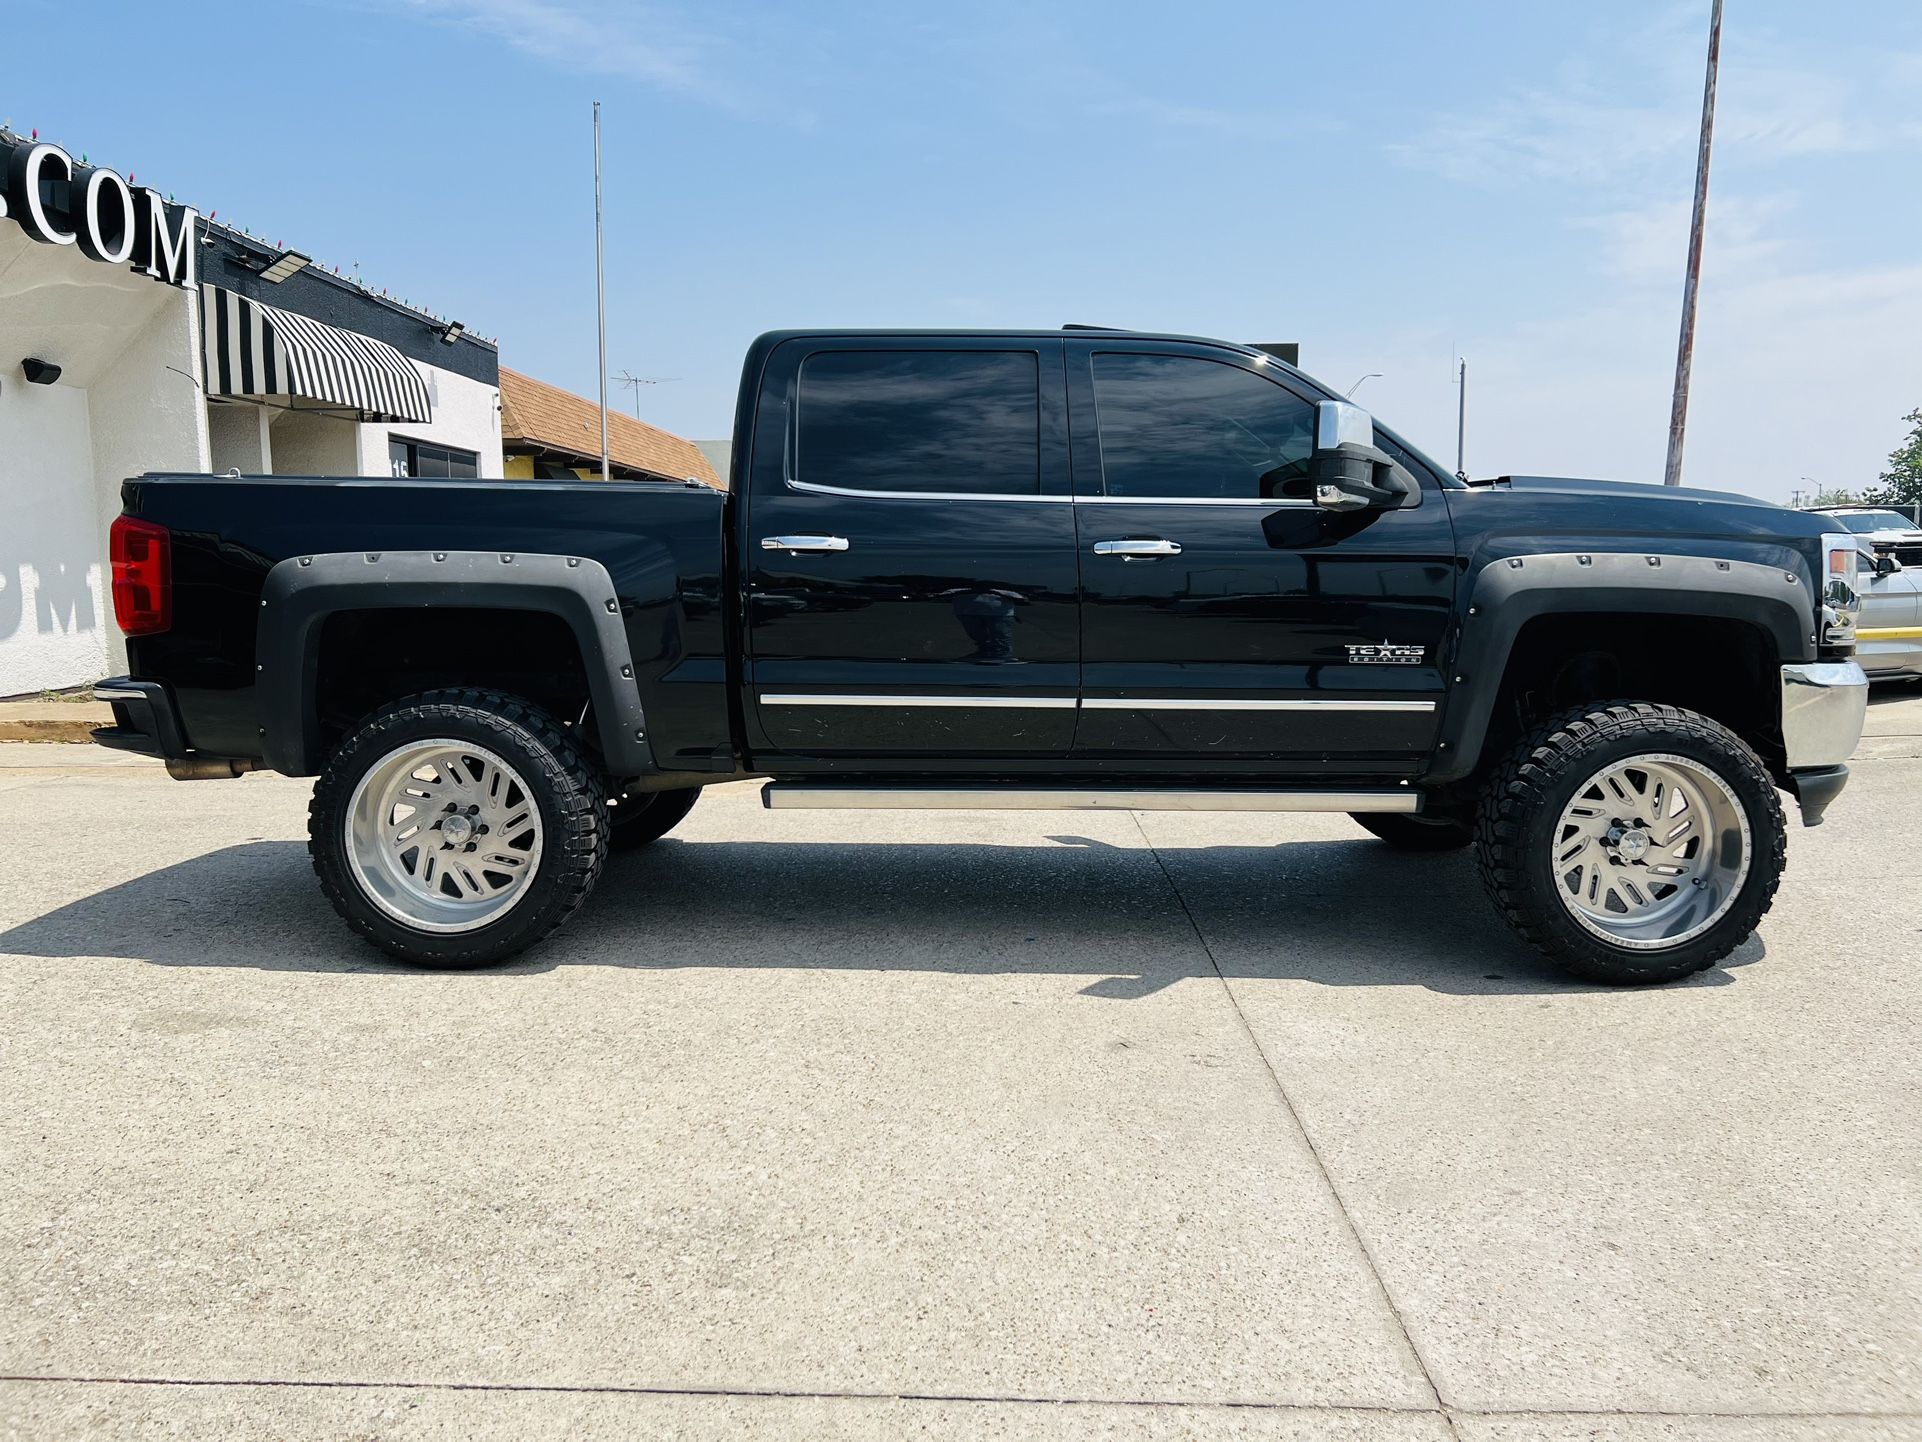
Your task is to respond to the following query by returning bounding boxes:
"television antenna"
[613,370,679,418]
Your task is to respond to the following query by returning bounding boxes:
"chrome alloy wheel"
[1551,752,1751,951]
[345,739,544,934]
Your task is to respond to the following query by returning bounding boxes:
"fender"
[256,550,654,776]
[1424,549,1818,785]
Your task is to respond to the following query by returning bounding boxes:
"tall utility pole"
[593,100,610,483]
[1455,357,1468,480]
[1664,0,1723,487]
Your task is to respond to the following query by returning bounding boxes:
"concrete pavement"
[2,691,1919,1439]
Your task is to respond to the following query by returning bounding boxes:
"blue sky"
[7,0,1919,499]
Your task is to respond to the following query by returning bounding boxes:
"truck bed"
[120,473,732,771]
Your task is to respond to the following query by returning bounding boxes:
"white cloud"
[1369,15,1922,500]
[1320,256,1922,503]
[1392,29,1922,189]
[1573,192,1793,287]
[395,0,729,101]
[1388,81,1690,187]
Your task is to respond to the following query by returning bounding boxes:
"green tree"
[1864,408,1922,508]
[1811,486,1858,507]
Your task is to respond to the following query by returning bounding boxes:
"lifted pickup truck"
[97,329,1869,983]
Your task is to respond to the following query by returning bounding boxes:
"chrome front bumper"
[1779,661,1868,826]
[1780,661,1868,768]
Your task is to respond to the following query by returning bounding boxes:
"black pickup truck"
[97,329,1870,983]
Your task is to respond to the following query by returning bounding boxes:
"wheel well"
[313,608,593,756]
[1479,613,1784,780]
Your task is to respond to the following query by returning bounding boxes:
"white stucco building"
[0,127,502,696]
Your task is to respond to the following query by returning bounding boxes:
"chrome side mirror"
[1308,400,1418,511]
[1315,400,1375,452]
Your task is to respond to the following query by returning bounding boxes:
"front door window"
[1091,353,1318,501]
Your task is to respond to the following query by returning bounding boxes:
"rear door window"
[796,350,1040,496]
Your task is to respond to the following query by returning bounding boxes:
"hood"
[1475,474,1771,504]
[1469,474,1826,536]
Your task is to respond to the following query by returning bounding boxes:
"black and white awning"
[202,285,432,424]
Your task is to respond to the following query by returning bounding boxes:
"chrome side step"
[760,784,1419,813]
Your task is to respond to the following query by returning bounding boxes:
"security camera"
[21,358,61,385]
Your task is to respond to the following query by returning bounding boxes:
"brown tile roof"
[499,367,722,487]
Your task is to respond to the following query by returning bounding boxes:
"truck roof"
[744,328,1339,397]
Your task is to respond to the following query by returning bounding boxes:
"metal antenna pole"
[1664,0,1722,487]
[594,100,610,483]
[614,371,680,418]
[1455,357,1467,480]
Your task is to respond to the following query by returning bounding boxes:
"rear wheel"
[310,688,608,968]
[1350,811,1473,851]
[1475,701,1785,985]
[608,786,701,850]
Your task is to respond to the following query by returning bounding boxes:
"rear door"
[742,337,1080,763]
[1067,340,1456,772]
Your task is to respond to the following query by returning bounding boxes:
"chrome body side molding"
[759,694,1434,713]
[761,784,1420,813]
[759,694,1079,709]
[1080,697,1434,713]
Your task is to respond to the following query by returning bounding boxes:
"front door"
[744,338,1080,763]
[1067,341,1456,772]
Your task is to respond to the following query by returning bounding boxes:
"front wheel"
[309,688,609,968]
[1475,701,1786,985]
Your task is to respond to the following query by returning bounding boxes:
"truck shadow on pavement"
[0,834,1759,996]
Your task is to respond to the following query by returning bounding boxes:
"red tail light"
[110,515,172,636]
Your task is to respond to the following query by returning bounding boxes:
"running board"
[760,784,1419,813]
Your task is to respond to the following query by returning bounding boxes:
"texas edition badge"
[1345,641,1426,665]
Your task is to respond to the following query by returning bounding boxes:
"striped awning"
[202,285,432,424]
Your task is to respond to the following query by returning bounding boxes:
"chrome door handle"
[760,534,850,553]
[1093,538,1182,559]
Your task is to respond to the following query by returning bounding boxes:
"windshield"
[1833,510,1913,533]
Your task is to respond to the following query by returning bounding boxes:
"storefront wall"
[0,228,207,695]
[359,363,503,479]
[1,136,502,695]
[3,379,101,692]
[203,362,501,481]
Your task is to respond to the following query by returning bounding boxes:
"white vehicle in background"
[1809,506,1922,551]
[1854,560,1922,681]
[1814,511,1922,682]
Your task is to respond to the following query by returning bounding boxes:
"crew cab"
[96,329,1870,984]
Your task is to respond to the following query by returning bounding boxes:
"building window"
[796,350,1040,496]
[389,436,480,479]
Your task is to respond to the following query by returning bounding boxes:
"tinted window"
[389,436,479,480]
[798,350,1040,495]
[1092,353,1317,500]
[1835,511,1913,533]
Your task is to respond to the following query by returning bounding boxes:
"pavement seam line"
[0,1375,1435,1413]
[4,1379,1920,1424]
[1128,810,1463,1441]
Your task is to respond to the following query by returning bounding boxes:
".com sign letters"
[2,141,198,291]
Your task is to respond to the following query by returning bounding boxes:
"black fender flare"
[1424,550,1816,785]
[255,549,654,776]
